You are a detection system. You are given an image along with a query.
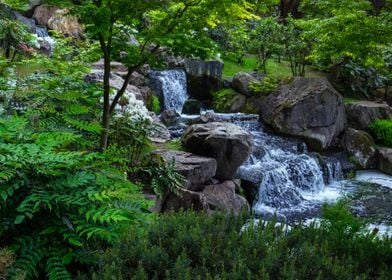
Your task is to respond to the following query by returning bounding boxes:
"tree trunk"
[99,39,112,150]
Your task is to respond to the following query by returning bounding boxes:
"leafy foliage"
[0,115,148,278]
[147,159,184,199]
[248,76,279,94]
[150,95,161,115]
[83,206,392,279]
[369,119,392,147]
[340,61,388,99]
[212,88,239,113]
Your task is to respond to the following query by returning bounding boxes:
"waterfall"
[35,26,55,54]
[150,69,188,113]
[236,120,345,221]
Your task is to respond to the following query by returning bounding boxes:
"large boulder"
[148,119,171,144]
[378,148,392,175]
[340,128,377,169]
[161,189,208,212]
[182,122,253,179]
[85,70,144,101]
[185,59,223,104]
[153,150,217,191]
[260,77,346,151]
[232,72,258,96]
[159,109,178,126]
[47,9,83,37]
[345,101,392,130]
[84,71,150,120]
[202,181,249,214]
[32,5,58,26]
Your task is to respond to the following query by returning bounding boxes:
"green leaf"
[14,215,25,224]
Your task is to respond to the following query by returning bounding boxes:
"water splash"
[237,122,345,221]
[35,26,55,54]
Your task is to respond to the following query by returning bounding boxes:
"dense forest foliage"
[0,0,392,279]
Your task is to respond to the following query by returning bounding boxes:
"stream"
[150,69,392,236]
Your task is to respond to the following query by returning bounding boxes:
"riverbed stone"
[345,101,392,130]
[378,147,392,175]
[340,128,377,169]
[159,109,179,126]
[202,181,250,214]
[161,189,208,212]
[232,72,258,96]
[259,77,346,151]
[182,122,253,179]
[182,99,201,115]
[153,150,217,191]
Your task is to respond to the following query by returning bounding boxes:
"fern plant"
[0,116,149,279]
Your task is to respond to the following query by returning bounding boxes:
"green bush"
[85,205,392,280]
[369,119,392,147]
[150,95,161,114]
[212,88,238,112]
[248,76,279,95]
[0,116,149,279]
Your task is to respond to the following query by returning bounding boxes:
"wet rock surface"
[259,77,346,151]
[182,122,253,179]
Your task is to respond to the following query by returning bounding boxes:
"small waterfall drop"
[35,26,55,54]
[150,69,188,113]
[236,120,345,221]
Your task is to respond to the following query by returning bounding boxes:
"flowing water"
[156,72,392,235]
[150,69,188,113]
[35,26,55,54]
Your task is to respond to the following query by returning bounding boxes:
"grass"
[222,54,325,79]
[344,97,363,104]
[164,139,184,151]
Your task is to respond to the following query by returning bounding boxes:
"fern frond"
[46,253,72,280]
[34,131,81,147]
[8,237,44,279]
[64,117,102,134]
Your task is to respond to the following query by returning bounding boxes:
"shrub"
[248,76,279,95]
[0,116,149,279]
[369,119,392,147]
[150,95,161,114]
[212,88,238,112]
[85,205,392,279]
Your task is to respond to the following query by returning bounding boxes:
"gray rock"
[340,128,377,169]
[185,59,223,103]
[159,109,179,126]
[202,180,249,214]
[260,77,346,151]
[378,147,392,175]
[162,189,208,212]
[33,5,58,26]
[345,101,392,130]
[182,122,253,179]
[154,150,217,191]
[229,94,247,113]
[148,119,171,144]
[232,72,258,96]
[85,70,144,101]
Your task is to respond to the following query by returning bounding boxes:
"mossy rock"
[212,88,246,113]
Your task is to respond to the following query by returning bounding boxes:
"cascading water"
[150,69,188,113]
[236,120,345,221]
[35,26,55,54]
[152,71,391,234]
